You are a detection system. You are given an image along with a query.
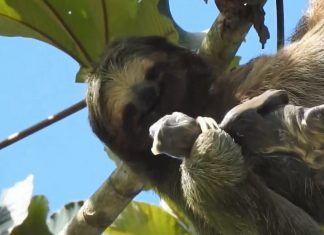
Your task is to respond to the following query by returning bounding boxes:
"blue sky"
[0,0,308,213]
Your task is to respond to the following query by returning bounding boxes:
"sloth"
[149,107,324,234]
[220,89,324,169]
[86,0,324,233]
[149,90,324,234]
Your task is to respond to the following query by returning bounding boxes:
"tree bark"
[59,163,144,235]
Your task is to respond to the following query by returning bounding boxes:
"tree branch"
[198,15,251,77]
[0,100,86,150]
[59,163,144,235]
[199,0,268,77]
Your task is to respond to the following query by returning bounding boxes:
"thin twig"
[276,0,285,50]
[0,100,86,150]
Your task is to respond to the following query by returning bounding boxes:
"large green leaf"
[11,196,52,235]
[0,0,178,80]
[104,201,191,235]
[226,56,241,72]
[160,199,197,235]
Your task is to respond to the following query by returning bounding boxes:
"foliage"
[11,196,52,235]
[0,0,178,81]
[159,199,197,235]
[104,201,192,235]
[227,56,241,72]
[0,176,194,234]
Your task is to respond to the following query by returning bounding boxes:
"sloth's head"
[86,36,212,160]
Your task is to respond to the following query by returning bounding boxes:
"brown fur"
[219,89,324,169]
[235,25,324,106]
[225,0,324,108]
[292,0,324,41]
[182,129,322,235]
[150,112,323,234]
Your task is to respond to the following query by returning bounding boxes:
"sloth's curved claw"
[304,104,324,134]
[196,117,220,133]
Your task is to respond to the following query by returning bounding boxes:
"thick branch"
[59,163,144,235]
[199,0,267,77]
[198,14,251,77]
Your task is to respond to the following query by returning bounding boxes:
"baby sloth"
[149,111,323,235]
[220,89,324,169]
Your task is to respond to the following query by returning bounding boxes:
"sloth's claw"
[304,104,324,134]
[196,117,219,133]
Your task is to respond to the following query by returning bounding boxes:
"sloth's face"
[87,36,211,160]
[88,56,190,159]
[110,57,189,155]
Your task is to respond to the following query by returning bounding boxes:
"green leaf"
[107,0,178,41]
[0,175,33,235]
[226,56,241,72]
[11,196,52,235]
[0,0,178,81]
[104,201,191,235]
[47,201,84,235]
[0,0,94,67]
[160,199,197,235]
[75,67,92,83]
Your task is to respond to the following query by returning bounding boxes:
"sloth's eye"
[145,66,159,81]
[137,85,160,108]
[122,103,137,131]
[132,83,160,111]
[145,62,168,81]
